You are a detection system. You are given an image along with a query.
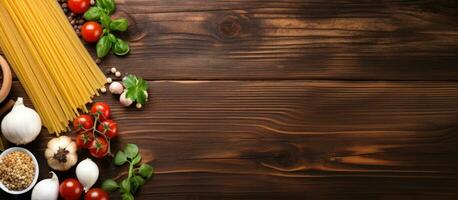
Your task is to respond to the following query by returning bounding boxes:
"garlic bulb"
[45,136,78,171]
[1,97,41,145]
[31,171,59,200]
[76,158,99,192]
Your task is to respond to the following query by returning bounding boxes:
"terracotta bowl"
[0,55,12,103]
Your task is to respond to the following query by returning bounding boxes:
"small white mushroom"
[109,82,124,94]
[120,92,133,107]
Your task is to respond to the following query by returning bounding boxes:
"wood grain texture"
[1,80,457,199]
[1,0,458,199]
[94,0,458,80]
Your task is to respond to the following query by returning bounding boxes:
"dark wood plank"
[92,0,458,80]
[1,80,457,199]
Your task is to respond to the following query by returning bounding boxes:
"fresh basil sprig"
[96,0,116,15]
[96,36,112,58]
[100,13,112,29]
[113,39,130,56]
[84,0,130,58]
[123,75,149,104]
[83,7,103,21]
[102,144,154,200]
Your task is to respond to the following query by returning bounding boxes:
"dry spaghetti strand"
[0,0,106,134]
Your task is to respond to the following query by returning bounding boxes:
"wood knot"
[218,16,241,38]
[112,9,148,42]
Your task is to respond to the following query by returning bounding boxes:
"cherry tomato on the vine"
[60,178,84,200]
[68,0,90,14]
[90,102,111,121]
[76,132,94,149]
[73,114,94,132]
[84,188,109,200]
[81,21,103,43]
[89,136,109,158]
[97,120,118,139]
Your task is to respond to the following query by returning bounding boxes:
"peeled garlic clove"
[76,158,99,192]
[109,82,124,95]
[120,91,133,107]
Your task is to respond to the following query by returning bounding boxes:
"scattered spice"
[0,151,35,191]
[58,0,87,34]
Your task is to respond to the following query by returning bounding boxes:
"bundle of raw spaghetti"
[0,0,106,134]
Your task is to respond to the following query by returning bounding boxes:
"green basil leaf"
[129,176,139,194]
[132,154,142,166]
[96,36,112,58]
[132,175,146,186]
[123,75,149,104]
[138,163,154,179]
[125,87,137,102]
[138,78,148,91]
[121,193,134,200]
[130,175,145,194]
[84,7,103,21]
[123,75,137,88]
[136,87,147,104]
[114,151,127,166]
[101,179,119,192]
[120,178,131,193]
[113,38,130,56]
[108,33,117,43]
[97,0,116,15]
[124,143,139,158]
[100,13,111,29]
[110,18,129,32]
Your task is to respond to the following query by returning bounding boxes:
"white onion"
[31,171,59,200]
[76,158,99,192]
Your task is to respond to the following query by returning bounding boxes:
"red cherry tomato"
[76,132,94,149]
[84,188,109,200]
[68,0,90,14]
[73,114,94,131]
[90,102,111,121]
[81,21,103,43]
[60,178,84,200]
[89,136,109,158]
[97,120,118,138]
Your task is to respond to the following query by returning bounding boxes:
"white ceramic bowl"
[0,147,39,194]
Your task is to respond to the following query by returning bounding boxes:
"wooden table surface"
[2,0,458,199]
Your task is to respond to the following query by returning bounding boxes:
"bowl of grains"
[0,147,39,194]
